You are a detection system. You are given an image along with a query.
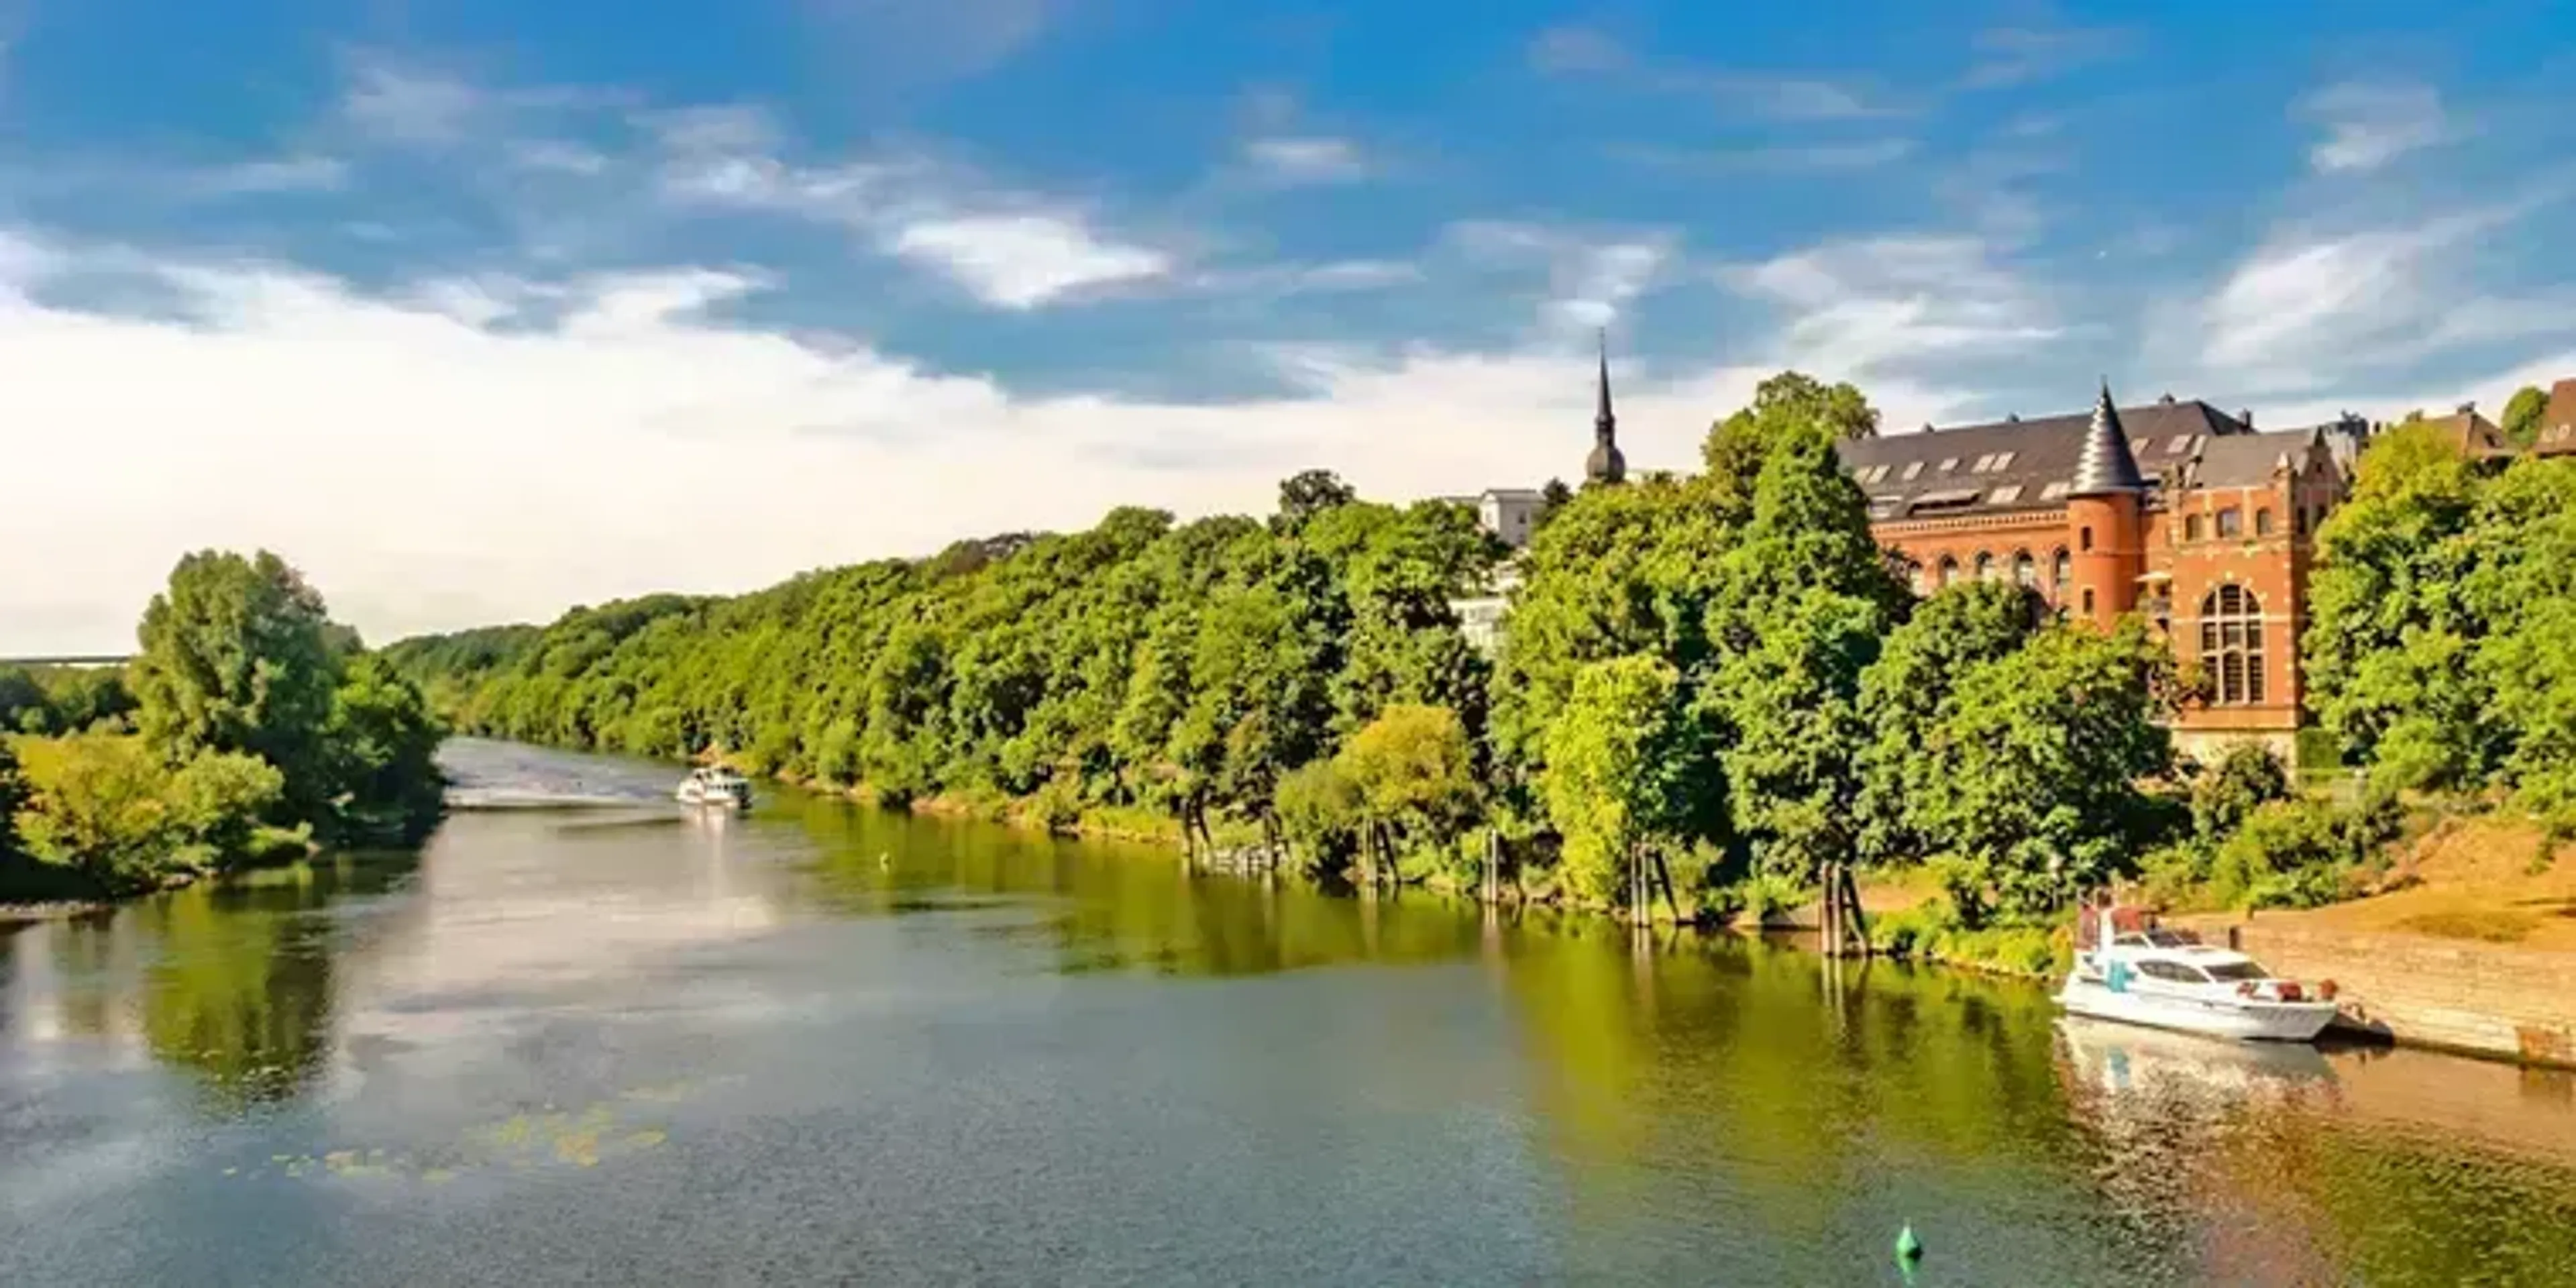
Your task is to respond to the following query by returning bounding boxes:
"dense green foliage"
[2502,384,2547,449]
[0,663,138,735]
[393,372,2186,926]
[2304,423,2576,830]
[4,550,448,900]
[10,733,289,890]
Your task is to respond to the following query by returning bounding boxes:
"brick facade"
[1845,395,2347,765]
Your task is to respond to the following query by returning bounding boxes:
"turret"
[2065,380,2147,630]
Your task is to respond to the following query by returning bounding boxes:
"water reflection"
[3,739,2575,1287]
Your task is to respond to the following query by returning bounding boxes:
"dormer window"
[1902,461,1924,481]
[1938,457,1960,474]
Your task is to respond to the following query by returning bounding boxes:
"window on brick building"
[2012,551,2037,589]
[2185,514,2203,541]
[2080,526,2094,551]
[2294,506,2307,537]
[1975,551,1996,582]
[1939,555,1960,588]
[2216,508,2243,538]
[1907,562,1926,596]
[2255,508,2274,537]
[2199,584,2266,706]
[2052,549,2071,598]
[2082,588,2096,615]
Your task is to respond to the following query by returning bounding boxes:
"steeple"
[2069,378,2146,496]
[1585,329,1627,486]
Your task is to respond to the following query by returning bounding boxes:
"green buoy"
[1895,1223,1923,1263]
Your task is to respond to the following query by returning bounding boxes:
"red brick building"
[1838,385,2348,764]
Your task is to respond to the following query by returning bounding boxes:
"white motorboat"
[676,765,753,810]
[2056,906,2339,1044]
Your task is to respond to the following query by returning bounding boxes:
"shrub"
[11,734,284,894]
[2210,788,2404,910]
[2192,741,2292,843]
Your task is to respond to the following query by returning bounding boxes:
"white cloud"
[647,120,1173,310]
[2300,81,2448,174]
[1707,76,1896,122]
[1616,139,1915,172]
[1724,234,2059,377]
[1526,25,1896,119]
[0,224,2018,654]
[885,213,1170,308]
[193,155,350,195]
[2187,207,2549,392]
[1242,136,1371,184]
[0,233,1851,653]
[1445,221,1676,335]
[1962,24,2133,91]
[508,140,610,175]
[340,60,487,144]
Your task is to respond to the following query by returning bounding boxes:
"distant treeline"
[386,376,2576,939]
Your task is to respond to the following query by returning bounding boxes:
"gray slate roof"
[1837,398,2253,521]
[2071,384,2147,496]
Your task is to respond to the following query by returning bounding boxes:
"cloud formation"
[2300,82,2449,174]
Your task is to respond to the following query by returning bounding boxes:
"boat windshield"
[2201,961,2268,982]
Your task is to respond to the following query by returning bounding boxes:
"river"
[4,739,2573,1285]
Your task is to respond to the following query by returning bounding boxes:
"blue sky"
[5,0,2575,652]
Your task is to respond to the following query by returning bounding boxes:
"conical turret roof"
[2069,380,2146,496]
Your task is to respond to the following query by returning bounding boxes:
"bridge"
[0,655,134,669]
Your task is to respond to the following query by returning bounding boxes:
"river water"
[5,739,2574,1286]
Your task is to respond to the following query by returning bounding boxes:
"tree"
[2503,384,2549,449]
[1542,657,1703,910]
[1854,582,2045,866]
[2190,741,2293,845]
[0,739,25,859]
[1702,372,1878,522]
[2303,423,2492,790]
[325,654,449,839]
[132,551,341,814]
[10,733,284,893]
[1274,469,1359,534]
[1335,704,1480,864]
[0,668,47,733]
[1906,621,2175,922]
[1274,758,1363,875]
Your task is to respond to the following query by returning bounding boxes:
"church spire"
[2070,378,2145,496]
[1585,329,1627,485]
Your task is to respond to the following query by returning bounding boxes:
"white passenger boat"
[676,765,753,810]
[2056,905,2339,1044]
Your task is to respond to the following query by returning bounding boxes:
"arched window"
[1907,561,1927,596]
[2200,585,2266,706]
[2216,508,2243,539]
[2012,550,2038,589]
[1975,551,1996,582]
[2051,548,2072,598]
[1938,555,1960,588]
[2255,508,2275,537]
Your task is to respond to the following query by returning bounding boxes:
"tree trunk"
[1841,863,1871,954]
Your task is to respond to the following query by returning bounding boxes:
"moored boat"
[2056,904,2339,1043]
[676,766,753,810]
